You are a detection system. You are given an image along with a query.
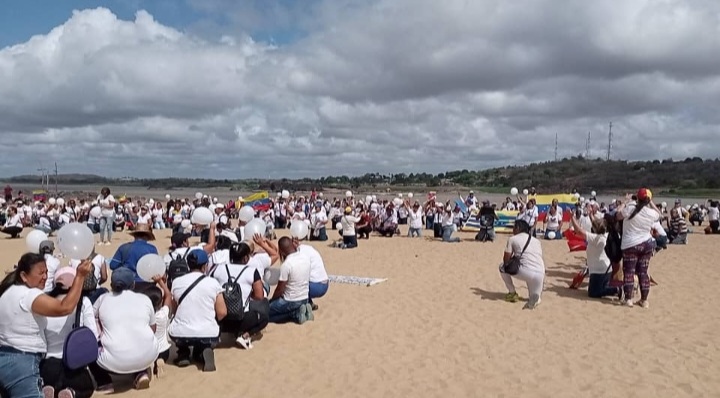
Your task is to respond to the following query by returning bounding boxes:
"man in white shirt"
[269,237,313,324]
[309,201,328,241]
[295,239,329,310]
[406,202,423,237]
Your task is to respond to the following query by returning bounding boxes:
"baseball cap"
[171,232,191,247]
[344,206,352,213]
[111,267,135,290]
[637,188,653,201]
[39,240,55,254]
[187,250,209,268]
[54,266,76,288]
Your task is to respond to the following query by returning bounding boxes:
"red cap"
[637,188,653,201]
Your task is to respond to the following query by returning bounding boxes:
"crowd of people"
[0,184,718,398]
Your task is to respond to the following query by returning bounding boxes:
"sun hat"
[129,223,156,241]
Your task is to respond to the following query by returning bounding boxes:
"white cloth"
[621,204,660,250]
[585,232,611,274]
[504,233,545,273]
[298,244,328,283]
[43,254,61,293]
[96,195,116,217]
[154,306,171,353]
[709,206,719,221]
[407,209,423,229]
[0,285,47,353]
[168,273,223,338]
[279,252,311,302]
[45,297,98,359]
[94,291,158,374]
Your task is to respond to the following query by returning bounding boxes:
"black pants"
[342,235,358,248]
[40,358,95,398]
[171,337,218,362]
[1,226,22,238]
[219,310,269,337]
[356,225,372,239]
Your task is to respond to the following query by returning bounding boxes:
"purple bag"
[62,299,98,370]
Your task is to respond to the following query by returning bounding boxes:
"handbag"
[502,233,532,275]
[62,299,98,370]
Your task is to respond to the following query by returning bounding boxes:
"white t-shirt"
[652,221,667,237]
[279,252,311,302]
[505,233,545,274]
[585,232,611,275]
[151,209,164,221]
[168,273,223,339]
[94,291,158,374]
[219,229,239,243]
[209,249,230,271]
[341,215,360,236]
[210,263,261,313]
[0,285,47,353]
[163,246,204,268]
[298,244,328,283]
[709,207,719,221]
[96,195,116,218]
[621,205,660,250]
[69,254,106,289]
[5,214,22,228]
[45,297,98,359]
[407,209,423,229]
[518,207,539,227]
[311,210,328,230]
[246,252,272,274]
[154,306,171,353]
[545,212,561,231]
[43,254,62,293]
[136,213,152,225]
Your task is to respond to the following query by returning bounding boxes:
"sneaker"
[236,336,253,350]
[311,303,319,311]
[297,305,308,324]
[201,347,216,372]
[504,292,520,303]
[133,372,150,390]
[43,386,55,398]
[174,356,191,368]
[155,359,165,379]
[305,303,315,321]
[523,295,542,310]
[96,384,114,394]
[623,300,634,308]
[638,300,650,309]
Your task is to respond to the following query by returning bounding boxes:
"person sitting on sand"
[475,200,497,242]
[309,201,329,241]
[516,197,539,236]
[570,216,619,298]
[377,206,398,238]
[441,205,461,243]
[91,268,159,392]
[168,251,227,372]
[355,208,373,239]
[499,220,545,309]
[406,201,423,238]
[269,237,313,324]
[339,207,360,248]
[543,204,563,240]
[667,208,688,244]
[705,200,719,235]
[294,238,329,311]
[1,206,23,238]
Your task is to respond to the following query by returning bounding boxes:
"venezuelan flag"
[530,194,577,222]
[244,191,271,211]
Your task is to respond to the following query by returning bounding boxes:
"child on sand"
[147,276,173,378]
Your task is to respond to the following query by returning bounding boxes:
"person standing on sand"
[615,188,660,308]
[96,187,116,245]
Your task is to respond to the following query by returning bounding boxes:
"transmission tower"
[554,133,558,161]
[606,122,613,161]
[585,131,591,159]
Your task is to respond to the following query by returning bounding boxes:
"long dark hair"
[229,242,253,265]
[0,253,46,297]
[514,219,531,234]
[629,198,650,220]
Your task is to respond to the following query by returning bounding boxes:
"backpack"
[167,249,192,288]
[62,299,98,370]
[81,263,98,291]
[222,264,248,321]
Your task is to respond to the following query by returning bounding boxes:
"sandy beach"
[2,224,719,398]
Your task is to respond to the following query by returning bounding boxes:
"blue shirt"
[109,240,158,282]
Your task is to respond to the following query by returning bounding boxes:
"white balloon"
[522,189,529,196]
[264,267,281,286]
[48,198,56,205]
[25,230,48,254]
[165,194,171,200]
[290,221,309,239]
[574,193,581,199]
[57,223,95,259]
[303,219,311,227]
[580,196,585,202]
[548,231,556,240]
[136,254,166,282]
[180,219,191,229]
[89,206,102,219]
[56,198,65,206]
[276,192,282,197]
[195,192,203,200]
[393,198,402,206]
[398,193,403,198]
[244,218,266,239]
[336,222,342,230]
[209,204,217,212]
[408,193,414,198]
[238,206,255,223]
[281,190,290,199]
[510,187,519,195]
[661,202,667,208]
[365,195,373,204]
[191,207,214,225]
[345,190,352,198]
[591,191,597,197]
[212,197,218,203]
[318,192,324,198]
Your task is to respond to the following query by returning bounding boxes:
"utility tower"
[606,122,613,161]
[554,133,558,162]
[585,131,591,159]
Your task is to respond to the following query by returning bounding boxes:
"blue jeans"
[308,281,329,304]
[153,220,165,230]
[311,227,328,241]
[588,273,619,298]
[98,214,114,243]
[425,218,434,230]
[408,227,422,238]
[269,298,308,323]
[442,225,460,242]
[0,348,43,398]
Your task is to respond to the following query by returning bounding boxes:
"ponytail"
[628,199,650,220]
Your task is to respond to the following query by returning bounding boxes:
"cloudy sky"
[1,0,719,179]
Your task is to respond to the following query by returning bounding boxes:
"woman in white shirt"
[152,202,166,230]
[340,207,360,249]
[1,206,23,238]
[441,206,461,243]
[705,200,719,234]
[615,188,661,308]
[543,205,563,240]
[91,268,159,392]
[212,242,267,350]
[69,253,109,303]
[499,220,545,310]
[168,251,227,372]
[406,201,423,238]
[570,216,620,299]
[96,187,116,245]
[309,202,329,241]
[0,253,92,398]
[40,267,98,398]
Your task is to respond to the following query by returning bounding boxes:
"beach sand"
[2,226,719,398]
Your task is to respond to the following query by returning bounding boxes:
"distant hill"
[3,157,719,196]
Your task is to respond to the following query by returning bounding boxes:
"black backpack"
[222,264,247,321]
[167,249,192,288]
